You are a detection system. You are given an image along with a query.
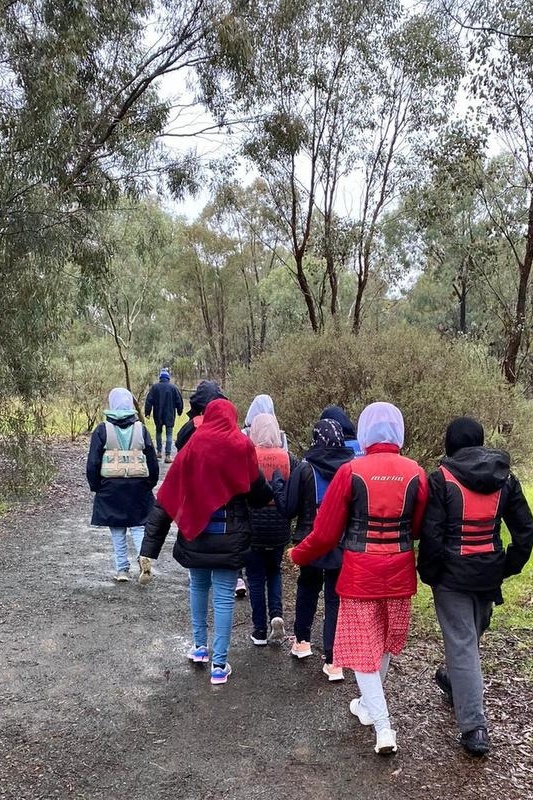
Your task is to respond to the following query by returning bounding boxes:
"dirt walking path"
[1,442,532,800]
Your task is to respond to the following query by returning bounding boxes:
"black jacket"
[175,418,196,451]
[140,475,273,570]
[145,380,183,427]
[250,452,299,548]
[418,446,533,600]
[86,417,159,527]
[272,445,354,568]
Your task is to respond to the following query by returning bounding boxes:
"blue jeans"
[189,568,238,666]
[109,526,145,572]
[244,545,284,632]
[155,424,173,456]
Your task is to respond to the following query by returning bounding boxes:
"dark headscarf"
[445,417,484,457]
[319,405,356,439]
[310,419,344,448]
[187,380,226,418]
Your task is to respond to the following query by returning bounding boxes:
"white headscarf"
[250,413,282,448]
[357,402,404,452]
[108,387,135,412]
[245,394,275,427]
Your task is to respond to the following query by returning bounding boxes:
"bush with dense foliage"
[229,326,533,476]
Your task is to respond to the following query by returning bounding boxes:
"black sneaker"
[435,667,453,706]
[460,727,490,757]
[250,629,268,646]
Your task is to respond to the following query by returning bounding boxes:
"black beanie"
[445,417,484,456]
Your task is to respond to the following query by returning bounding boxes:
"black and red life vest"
[440,466,503,556]
[342,457,421,555]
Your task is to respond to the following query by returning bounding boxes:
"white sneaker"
[114,570,130,582]
[374,728,398,754]
[349,697,373,725]
[269,617,286,643]
[322,663,344,681]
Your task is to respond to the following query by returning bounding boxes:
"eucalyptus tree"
[0,0,249,403]
[436,0,533,383]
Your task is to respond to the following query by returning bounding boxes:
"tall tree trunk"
[295,252,319,332]
[503,191,533,384]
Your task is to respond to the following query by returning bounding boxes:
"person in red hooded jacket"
[288,402,428,755]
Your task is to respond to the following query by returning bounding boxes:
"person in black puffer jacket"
[418,416,533,757]
[245,413,299,647]
[272,419,354,680]
[139,399,272,686]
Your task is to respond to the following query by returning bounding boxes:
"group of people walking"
[86,373,533,759]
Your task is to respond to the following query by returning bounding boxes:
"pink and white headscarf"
[356,402,404,453]
[250,413,282,448]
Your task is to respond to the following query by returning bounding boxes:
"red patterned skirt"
[333,597,412,673]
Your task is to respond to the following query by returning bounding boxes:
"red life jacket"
[256,447,290,481]
[192,415,204,428]
[343,458,420,555]
[440,466,502,556]
[336,450,425,599]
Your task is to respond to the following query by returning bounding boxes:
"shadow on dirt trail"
[1,443,532,800]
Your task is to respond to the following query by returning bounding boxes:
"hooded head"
[108,387,135,412]
[245,394,275,427]
[357,402,404,452]
[319,405,356,439]
[310,419,345,448]
[159,369,170,381]
[105,388,137,422]
[250,413,282,448]
[445,417,484,457]
[187,380,227,418]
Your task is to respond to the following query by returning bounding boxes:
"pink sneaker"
[322,663,344,681]
[290,637,312,658]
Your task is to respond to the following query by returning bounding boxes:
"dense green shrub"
[229,325,533,476]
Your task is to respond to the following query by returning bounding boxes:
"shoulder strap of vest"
[310,464,330,507]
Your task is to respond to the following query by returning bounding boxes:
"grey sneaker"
[138,556,153,585]
[114,570,130,582]
[268,617,286,643]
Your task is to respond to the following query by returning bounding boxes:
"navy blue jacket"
[86,416,159,527]
[145,380,183,427]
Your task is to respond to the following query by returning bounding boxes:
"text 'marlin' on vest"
[343,462,421,555]
[100,421,149,479]
[440,466,502,556]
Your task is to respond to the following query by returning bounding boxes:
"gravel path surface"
[1,441,532,799]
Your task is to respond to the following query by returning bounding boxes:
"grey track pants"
[433,586,493,733]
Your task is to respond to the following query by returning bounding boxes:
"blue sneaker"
[210,662,232,685]
[188,645,209,663]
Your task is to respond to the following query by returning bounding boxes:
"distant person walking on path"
[320,405,364,457]
[246,413,298,646]
[273,419,354,680]
[418,416,533,757]
[144,369,183,463]
[86,388,159,582]
[140,399,272,685]
[243,394,288,450]
[288,402,428,754]
[175,380,226,452]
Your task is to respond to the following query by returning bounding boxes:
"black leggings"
[294,565,340,663]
